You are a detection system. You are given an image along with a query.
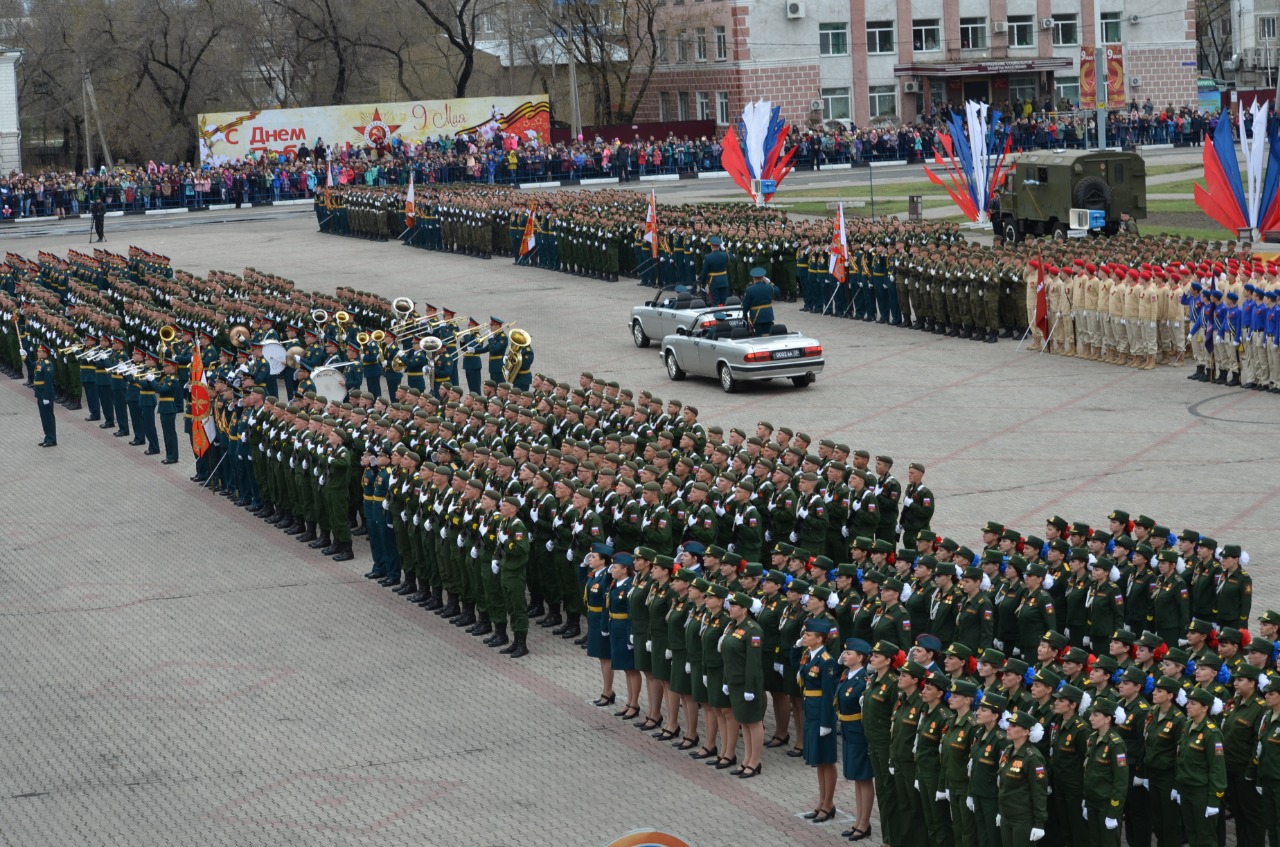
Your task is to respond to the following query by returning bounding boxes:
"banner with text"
[1105,46,1127,110]
[1078,47,1097,110]
[198,95,551,164]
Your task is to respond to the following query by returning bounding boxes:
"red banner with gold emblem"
[189,340,212,458]
[1079,47,1097,110]
[1106,46,1127,109]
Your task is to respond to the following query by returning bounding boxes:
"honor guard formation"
[320,182,1280,387]
[4,233,1276,847]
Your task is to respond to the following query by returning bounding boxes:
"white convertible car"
[630,290,824,393]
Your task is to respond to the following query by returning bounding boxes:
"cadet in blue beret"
[836,637,874,839]
[794,617,841,822]
[585,543,615,705]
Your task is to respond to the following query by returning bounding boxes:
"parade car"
[656,306,824,393]
[630,286,742,349]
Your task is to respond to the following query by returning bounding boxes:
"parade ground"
[1,197,1276,847]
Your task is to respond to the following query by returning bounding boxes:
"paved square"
[0,202,1271,847]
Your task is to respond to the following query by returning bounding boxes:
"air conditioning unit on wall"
[993,21,1008,33]
[1041,17,1055,29]
[902,81,920,93]
[787,0,806,19]
[1129,75,1142,87]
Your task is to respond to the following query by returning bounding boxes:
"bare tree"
[1197,0,1233,81]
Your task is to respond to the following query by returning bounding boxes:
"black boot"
[396,575,418,596]
[505,633,529,658]
[469,612,492,635]
[299,522,319,544]
[1227,373,1241,387]
[526,596,545,619]
[986,330,998,343]
[321,534,343,555]
[539,602,562,627]
[439,593,460,618]
[559,614,582,639]
[332,542,354,562]
[422,586,444,610]
[454,602,476,628]
[485,623,509,647]
[285,516,307,535]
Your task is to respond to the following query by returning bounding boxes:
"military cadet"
[642,552,674,730]
[485,317,508,384]
[871,577,913,647]
[1174,687,1228,847]
[916,670,956,847]
[848,470,880,541]
[1146,675,1187,847]
[1082,696,1130,846]
[699,236,730,306]
[137,352,161,455]
[1047,682,1089,847]
[585,543,615,704]
[1223,663,1266,845]
[721,591,765,777]
[889,659,928,846]
[900,462,935,541]
[156,357,181,463]
[861,640,901,844]
[32,343,57,446]
[607,551,641,716]
[998,710,1050,846]
[956,566,995,650]
[1258,670,1280,847]
[969,691,1007,847]
[1086,557,1125,650]
[1216,543,1253,629]
[323,427,355,561]
[1016,564,1057,660]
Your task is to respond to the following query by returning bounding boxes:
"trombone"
[460,321,515,352]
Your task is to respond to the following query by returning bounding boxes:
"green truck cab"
[991,149,1147,243]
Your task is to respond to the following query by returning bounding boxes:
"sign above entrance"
[893,57,1073,77]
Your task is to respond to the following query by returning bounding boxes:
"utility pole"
[84,70,114,169]
[82,70,93,172]
[1096,13,1107,150]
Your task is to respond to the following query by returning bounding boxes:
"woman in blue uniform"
[585,543,615,706]
[838,637,875,840]
[793,618,840,822]
[607,551,642,719]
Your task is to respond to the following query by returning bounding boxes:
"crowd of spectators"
[0,98,1236,220]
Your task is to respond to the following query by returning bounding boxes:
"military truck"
[990,149,1147,243]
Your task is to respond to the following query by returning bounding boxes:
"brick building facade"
[633,0,1199,129]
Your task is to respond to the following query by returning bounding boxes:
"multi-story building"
[1209,0,1280,100]
[635,0,1199,128]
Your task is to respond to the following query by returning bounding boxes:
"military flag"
[404,171,416,230]
[643,190,658,259]
[828,204,848,285]
[189,340,213,457]
[519,200,537,257]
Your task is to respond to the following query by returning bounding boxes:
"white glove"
[1132,776,1144,787]
[42,399,50,405]
[995,814,1001,827]
[491,562,499,574]
[629,635,634,648]
[1105,818,1118,830]
[1171,789,1180,804]
[966,797,974,812]
[890,767,895,775]
[665,649,672,659]
[1260,785,1265,796]
[645,640,652,651]
[914,780,920,791]
[722,684,729,695]
[773,663,784,674]
[685,662,691,673]
[841,525,849,538]
[566,550,573,561]
[702,675,708,686]
[993,638,1003,650]
[545,541,553,552]
[1029,829,1045,842]
[819,727,832,736]
[744,692,755,701]
[1205,807,1218,817]
[469,546,478,558]
[935,791,947,801]
[789,531,798,543]
[1082,803,1088,819]
[1082,636,1091,648]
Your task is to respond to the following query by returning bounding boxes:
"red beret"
[1073,258,1085,267]
[1086,263,1097,273]
[1129,269,1141,280]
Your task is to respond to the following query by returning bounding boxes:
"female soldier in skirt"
[659,567,696,748]
[780,578,811,758]
[607,552,642,719]
[585,543,615,706]
[639,552,674,732]
[701,584,733,769]
[837,637,875,841]
[794,618,840,822]
[686,578,716,760]
[757,569,791,749]
[722,591,766,777]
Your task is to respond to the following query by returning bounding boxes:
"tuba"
[333,310,351,333]
[370,329,386,344]
[312,308,330,328]
[157,324,177,358]
[356,331,370,346]
[391,297,415,320]
[502,328,531,383]
[420,336,443,354]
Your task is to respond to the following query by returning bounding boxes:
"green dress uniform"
[890,685,927,847]
[700,608,730,708]
[496,515,531,638]
[1050,713,1090,846]
[940,708,978,847]
[1015,588,1057,659]
[1174,714,1227,847]
[685,603,708,703]
[1083,727,1129,847]
[756,593,786,693]
[915,700,956,847]
[1087,579,1125,647]
[864,667,901,845]
[721,616,765,723]
[969,723,1006,847]
[1215,564,1253,629]
[957,589,995,650]
[324,441,352,547]
[1151,571,1190,647]
[872,600,913,647]
[647,580,674,681]
[731,501,764,562]
[1144,703,1186,847]
[1115,694,1152,845]
[629,572,653,672]
[997,740,1050,846]
[1258,706,1280,847]
[1222,690,1266,845]
[666,592,693,697]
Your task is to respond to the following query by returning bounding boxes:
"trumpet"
[397,314,465,339]
[59,343,84,354]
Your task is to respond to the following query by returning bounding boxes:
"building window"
[1008,76,1037,104]
[1055,76,1080,105]
[1007,15,1034,47]
[697,91,710,120]
[657,31,669,63]
[868,84,897,118]
[1052,14,1079,46]
[1100,12,1122,44]
[478,14,496,34]
[1261,16,1278,41]
[677,91,690,120]
[695,27,707,61]
[659,91,671,121]
[819,23,849,56]
[912,19,941,52]
[867,21,894,54]
[960,17,987,49]
[676,30,688,63]
[821,87,851,120]
[716,91,730,124]
[714,26,728,60]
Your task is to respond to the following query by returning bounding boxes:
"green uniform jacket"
[940,710,978,789]
[721,616,764,692]
[1143,706,1185,775]
[969,724,1005,799]
[1175,717,1228,802]
[1222,693,1265,776]
[997,740,1049,826]
[499,517,530,571]
[1215,566,1252,628]
[1051,714,1089,795]
[915,702,954,782]
[889,690,925,767]
[1083,728,1129,814]
[1257,708,1280,782]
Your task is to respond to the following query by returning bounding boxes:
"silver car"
[629,287,740,349]
[658,306,824,393]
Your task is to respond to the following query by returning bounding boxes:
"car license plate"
[772,349,801,360]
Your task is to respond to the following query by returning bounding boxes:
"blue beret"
[1212,289,1224,297]
[845,637,872,654]
[613,552,634,566]
[916,634,943,653]
[804,619,836,636]
[592,542,615,557]
[1191,282,1202,291]
[1227,291,1239,301]
[683,541,706,555]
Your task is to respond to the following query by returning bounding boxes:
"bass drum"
[262,341,287,375]
[311,366,348,402]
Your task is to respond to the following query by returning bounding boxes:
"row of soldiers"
[315,183,1280,377]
